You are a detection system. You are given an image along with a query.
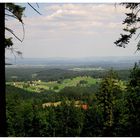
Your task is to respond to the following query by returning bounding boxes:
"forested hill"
[6,63,140,136]
[6,67,130,82]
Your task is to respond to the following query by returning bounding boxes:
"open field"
[6,76,101,93]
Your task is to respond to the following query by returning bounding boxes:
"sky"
[5,3,140,58]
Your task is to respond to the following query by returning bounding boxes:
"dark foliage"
[115,3,140,51]
[6,65,140,136]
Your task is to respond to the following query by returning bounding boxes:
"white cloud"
[6,3,128,35]
[44,4,129,21]
[6,3,137,58]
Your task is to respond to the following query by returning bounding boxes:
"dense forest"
[6,66,130,81]
[6,63,140,137]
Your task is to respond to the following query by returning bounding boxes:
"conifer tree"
[124,63,140,136]
[97,70,121,136]
[115,3,140,51]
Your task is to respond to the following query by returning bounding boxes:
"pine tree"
[97,70,121,136]
[124,62,140,136]
[57,100,84,137]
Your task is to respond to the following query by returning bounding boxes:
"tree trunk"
[0,3,6,137]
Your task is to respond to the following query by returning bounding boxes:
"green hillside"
[6,76,100,93]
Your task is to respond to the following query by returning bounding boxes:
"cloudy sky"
[5,3,140,58]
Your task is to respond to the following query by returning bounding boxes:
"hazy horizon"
[7,55,140,60]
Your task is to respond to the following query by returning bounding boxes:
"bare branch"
[5,13,17,19]
[5,10,25,42]
[8,47,17,63]
[5,27,22,42]
[135,33,140,40]
[135,8,140,16]
[36,3,39,8]
[5,7,24,24]
[28,3,41,15]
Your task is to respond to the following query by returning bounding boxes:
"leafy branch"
[114,3,140,51]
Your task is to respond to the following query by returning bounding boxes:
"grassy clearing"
[6,76,100,93]
[6,76,127,94]
[69,67,104,71]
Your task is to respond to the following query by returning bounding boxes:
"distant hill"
[6,56,139,69]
